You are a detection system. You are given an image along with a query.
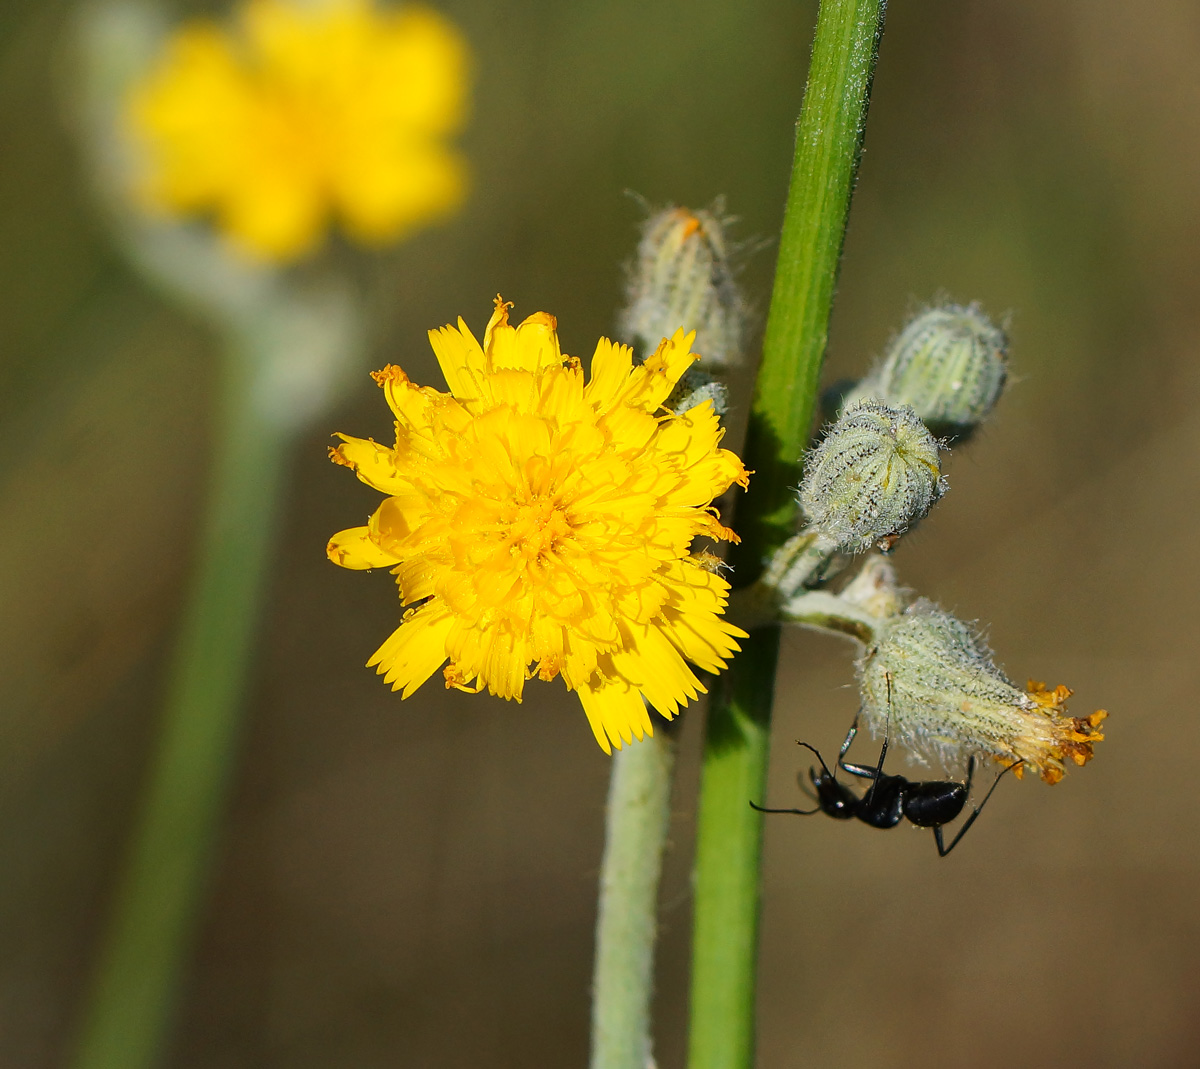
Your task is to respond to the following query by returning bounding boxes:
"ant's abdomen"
[901,780,968,828]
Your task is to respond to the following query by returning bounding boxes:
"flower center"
[503,497,572,563]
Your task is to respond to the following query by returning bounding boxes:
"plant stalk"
[590,729,678,1069]
[687,2,887,1067]
[70,336,293,1069]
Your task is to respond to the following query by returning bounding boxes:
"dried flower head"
[618,202,745,369]
[857,600,1107,783]
[799,399,945,553]
[850,303,1008,441]
[128,0,470,260]
[327,297,750,752]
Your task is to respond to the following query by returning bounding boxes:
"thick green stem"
[590,730,677,1069]
[688,633,779,1069]
[687,2,887,1067]
[70,339,292,1069]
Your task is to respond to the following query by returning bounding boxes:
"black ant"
[751,683,1021,856]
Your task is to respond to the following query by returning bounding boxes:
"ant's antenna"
[797,741,837,781]
[748,742,832,816]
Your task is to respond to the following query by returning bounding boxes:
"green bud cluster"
[798,400,945,553]
[618,202,744,369]
[848,303,1007,441]
[756,294,1106,789]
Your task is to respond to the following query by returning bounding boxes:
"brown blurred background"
[1,0,1198,1065]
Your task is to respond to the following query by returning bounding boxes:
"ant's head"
[798,742,858,819]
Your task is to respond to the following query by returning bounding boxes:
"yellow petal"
[584,337,634,413]
[511,312,562,371]
[616,329,697,413]
[611,624,704,719]
[371,363,438,430]
[428,320,485,399]
[327,525,398,570]
[482,294,513,353]
[329,434,411,495]
[574,674,654,753]
[368,601,454,698]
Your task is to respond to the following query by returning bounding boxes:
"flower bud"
[857,600,1107,784]
[850,303,1007,441]
[618,202,744,369]
[799,400,945,553]
[668,366,730,417]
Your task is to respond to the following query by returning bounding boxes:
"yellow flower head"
[328,297,750,752]
[128,0,470,260]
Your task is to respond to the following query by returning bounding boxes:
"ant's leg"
[861,682,893,808]
[840,763,878,782]
[836,716,860,768]
[836,712,883,783]
[963,755,976,794]
[934,758,1019,857]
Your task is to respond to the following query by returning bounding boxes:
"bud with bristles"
[668,367,729,417]
[799,399,945,553]
[618,202,745,369]
[857,600,1107,784]
[849,303,1007,441]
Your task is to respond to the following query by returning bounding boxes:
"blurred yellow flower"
[328,298,750,752]
[128,0,470,260]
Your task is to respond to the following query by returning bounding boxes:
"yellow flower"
[127,0,470,260]
[327,297,750,752]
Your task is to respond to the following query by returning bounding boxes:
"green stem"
[779,589,879,645]
[687,3,887,1067]
[70,336,292,1069]
[590,729,677,1069]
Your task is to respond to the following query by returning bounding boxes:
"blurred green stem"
[687,2,887,1067]
[590,729,677,1069]
[71,332,293,1069]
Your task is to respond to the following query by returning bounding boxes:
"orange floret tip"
[676,210,703,239]
[371,365,410,388]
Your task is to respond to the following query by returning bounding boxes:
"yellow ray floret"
[328,296,750,752]
[127,0,471,260]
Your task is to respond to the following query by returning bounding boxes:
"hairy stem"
[590,730,677,1069]
[687,2,887,1067]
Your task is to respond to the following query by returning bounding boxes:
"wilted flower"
[127,0,470,260]
[327,298,750,752]
[857,599,1106,783]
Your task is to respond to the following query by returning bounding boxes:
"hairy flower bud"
[668,367,729,417]
[618,202,744,369]
[857,600,1107,784]
[850,303,1007,440]
[799,400,945,553]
